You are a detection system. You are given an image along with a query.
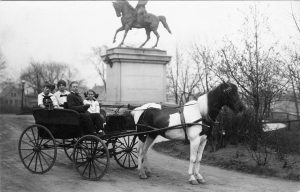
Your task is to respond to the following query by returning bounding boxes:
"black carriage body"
[32,108,83,139]
[104,113,135,134]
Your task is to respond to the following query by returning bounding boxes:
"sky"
[0,1,299,88]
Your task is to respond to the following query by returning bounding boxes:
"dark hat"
[57,80,67,87]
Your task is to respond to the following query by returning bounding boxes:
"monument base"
[102,47,171,105]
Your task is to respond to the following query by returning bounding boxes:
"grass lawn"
[153,125,300,181]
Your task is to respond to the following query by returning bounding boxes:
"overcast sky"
[0,1,299,88]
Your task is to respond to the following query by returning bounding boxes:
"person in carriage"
[54,79,70,109]
[83,89,105,134]
[37,82,59,109]
[67,81,104,135]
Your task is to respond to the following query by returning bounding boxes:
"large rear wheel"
[73,135,109,180]
[113,135,138,169]
[18,124,57,174]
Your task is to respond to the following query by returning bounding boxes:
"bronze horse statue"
[112,0,171,49]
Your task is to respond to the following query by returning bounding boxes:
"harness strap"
[179,108,189,143]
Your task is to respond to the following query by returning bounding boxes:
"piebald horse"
[131,82,244,184]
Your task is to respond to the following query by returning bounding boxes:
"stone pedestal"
[102,47,171,105]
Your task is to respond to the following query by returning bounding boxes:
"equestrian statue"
[112,0,172,49]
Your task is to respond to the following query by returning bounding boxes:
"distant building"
[0,83,36,114]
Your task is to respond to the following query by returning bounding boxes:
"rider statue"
[113,0,171,48]
[135,0,149,25]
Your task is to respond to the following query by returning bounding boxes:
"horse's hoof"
[189,180,199,185]
[197,178,206,184]
[145,171,151,177]
[139,174,148,179]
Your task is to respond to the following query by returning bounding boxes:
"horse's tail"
[158,16,172,34]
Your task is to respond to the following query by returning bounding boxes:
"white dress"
[83,99,100,114]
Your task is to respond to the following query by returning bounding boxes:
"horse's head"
[113,1,123,17]
[221,82,244,113]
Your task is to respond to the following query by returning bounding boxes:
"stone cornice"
[102,47,171,67]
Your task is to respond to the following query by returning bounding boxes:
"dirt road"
[1,114,299,192]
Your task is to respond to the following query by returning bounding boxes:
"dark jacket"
[67,92,87,113]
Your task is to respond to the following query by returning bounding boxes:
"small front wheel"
[73,135,109,180]
[113,135,138,169]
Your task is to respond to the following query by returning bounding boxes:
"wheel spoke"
[38,137,44,146]
[22,151,35,160]
[122,153,128,166]
[38,153,44,171]
[129,153,137,167]
[30,127,37,145]
[25,132,35,146]
[27,151,37,168]
[91,161,98,178]
[82,161,90,176]
[39,151,50,167]
[88,161,92,179]
[40,150,54,160]
[21,140,35,148]
[116,151,127,161]
[128,152,130,167]
[34,151,38,171]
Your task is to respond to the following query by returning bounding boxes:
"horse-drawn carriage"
[18,106,139,180]
[18,82,244,184]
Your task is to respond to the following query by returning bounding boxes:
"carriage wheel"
[113,135,138,169]
[18,124,57,174]
[73,135,109,180]
[63,138,78,162]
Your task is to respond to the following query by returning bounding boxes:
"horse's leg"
[113,26,125,43]
[139,29,151,48]
[151,29,160,49]
[195,135,208,184]
[118,25,130,47]
[138,139,144,172]
[188,136,201,185]
[139,136,155,179]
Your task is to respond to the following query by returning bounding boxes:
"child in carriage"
[83,89,105,134]
[38,82,59,109]
[54,80,70,108]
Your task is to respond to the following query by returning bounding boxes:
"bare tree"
[89,46,108,92]
[63,67,86,87]
[291,3,300,35]
[190,44,219,93]
[20,61,80,94]
[20,61,45,94]
[211,5,288,151]
[167,47,202,105]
